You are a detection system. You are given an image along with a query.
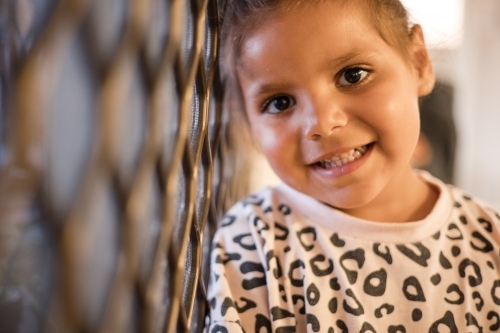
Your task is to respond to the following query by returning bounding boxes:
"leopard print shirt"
[205,173,500,332]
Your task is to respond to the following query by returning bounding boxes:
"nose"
[303,92,348,140]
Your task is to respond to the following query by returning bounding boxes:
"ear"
[408,25,435,96]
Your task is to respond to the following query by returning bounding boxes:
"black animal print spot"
[307,314,320,332]
[210,297,216,309]
[255,314,272,332]
[330,277,341,290]
[240,262,266,290]
[388,325,406,333]
[429,311,458,333]
[463,194,472,200]
[253,216,270,236]
[330,233,345,247]
[360,322,377,333]
[459,259,482,287]
[233,233,256,250]
[221,298,235,316]
[487,311,500,331]
[263,206,273,213]
[236,297,257,313]
[491,280,500,305]
[216,252,241,265]
[363,268,387,296]
[375,304,394,318]
[451,246,461,257]
[473,291,484,311]
[271,307,294,321]
[307,283,320,305]
[465,312,483,332]
[454,202,462,208]
[278,204,291,215]
[446,223,463,240]
[433,231,441,240]
[444,284,464,305]
[478,218,493,232]
[402,276,426,302]
[266,250,283,279]
[431,273,441,285]
[297,227,316,251]
[460,215,468,224]
[328,298,338,313]
[211,325,228,333]
[396,243,431,267]
[243,195,264,207]
[288,259,305,287]
[488,261,494,269]
[279,284,287,302]
[412,308,422,321]
[275,222,289,241]
[340,248,365,284]
[213,242,223,250]
[336,319,348,333]
[284,246,291,253]
[310,254,334,277]
[471,231,494,253]
[439,252,452,269]
[343,288,364,316]
[276,327,295,333]
[373,243,392,264]
[328,328,334,333]
[292,295,305,314]
[221,215,237,227]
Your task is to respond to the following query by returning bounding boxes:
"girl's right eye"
[263,95,296,114]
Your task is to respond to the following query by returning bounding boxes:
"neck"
[341,168,440,222]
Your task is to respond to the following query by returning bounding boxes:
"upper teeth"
[319,145,368,168]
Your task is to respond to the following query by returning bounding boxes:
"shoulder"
[419,170,500,226]
[218,187,275,227]
[213,185,290,242]
[443,184,500,252]
[446,184,500,222]
[217,185,297,227]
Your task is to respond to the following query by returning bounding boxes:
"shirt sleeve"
[204,207,271,333]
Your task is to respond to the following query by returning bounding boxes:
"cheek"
[248,118,298,168]
[251,123,279,153]
[363,83,421,144]
[378,98,421,157]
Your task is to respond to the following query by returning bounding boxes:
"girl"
[206,0,500,331]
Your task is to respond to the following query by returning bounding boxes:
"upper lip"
[308,143,371,165]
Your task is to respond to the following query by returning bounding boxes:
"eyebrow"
[324,51,367,71]
[255,83,290,97]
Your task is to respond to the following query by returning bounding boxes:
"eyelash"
[337,66,372,87]
[261,94,296,115]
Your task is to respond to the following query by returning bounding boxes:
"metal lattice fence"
[0,0,236,332]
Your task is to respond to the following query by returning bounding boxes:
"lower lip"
[310,143,373,179]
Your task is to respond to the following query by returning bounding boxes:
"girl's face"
[237,1,435,220]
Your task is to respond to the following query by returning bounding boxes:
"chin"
[316,184,381,212]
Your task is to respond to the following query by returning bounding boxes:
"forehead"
[237,1,390,79]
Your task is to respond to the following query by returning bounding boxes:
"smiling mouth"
[316,144,371,169]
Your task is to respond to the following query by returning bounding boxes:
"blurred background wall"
[249,0,500,209]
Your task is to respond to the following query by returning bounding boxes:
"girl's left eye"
[338,68,369,86]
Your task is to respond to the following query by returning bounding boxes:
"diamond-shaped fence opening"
[0,0,245,332]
